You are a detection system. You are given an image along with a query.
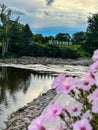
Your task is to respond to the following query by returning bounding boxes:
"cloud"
[10,7,33,17]
[5,0,91,29]
[44,11,50,16]
[0,0,98,35]
[45,0,55,5]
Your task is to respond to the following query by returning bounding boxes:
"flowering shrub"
[28,49,98,130]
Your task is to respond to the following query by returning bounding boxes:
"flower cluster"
[28,49,98,130]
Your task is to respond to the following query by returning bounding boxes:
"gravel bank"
[0,57,92,66]
[4,89,56,130]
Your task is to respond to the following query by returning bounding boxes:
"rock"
[0,57,92,66]
[4,89,56,130]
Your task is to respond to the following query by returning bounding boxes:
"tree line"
[0,3,98,58]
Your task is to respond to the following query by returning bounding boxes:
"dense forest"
[0,4,98,58]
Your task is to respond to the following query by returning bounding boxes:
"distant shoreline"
[0,56,92,66]
[0,56,91,77]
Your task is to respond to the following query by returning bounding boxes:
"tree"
[55,33,71,42]
[72,31,86,44]
[9,21,24,44]
[43,35,54,44]
[33,34,44,44]
[22,24,33,44]
[84,13,98,53]
[0,4,19,57]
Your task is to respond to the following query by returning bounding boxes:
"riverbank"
[0,56,92,66]
[4,89,56,130]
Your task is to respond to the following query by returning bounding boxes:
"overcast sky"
[0,0,98,36]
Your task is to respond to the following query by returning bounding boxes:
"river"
[0,64,88,130]
[0,67,54,130]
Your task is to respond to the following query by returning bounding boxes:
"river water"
[0,67,54,130]
[0,64,89,130]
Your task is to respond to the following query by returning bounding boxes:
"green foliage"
[42,35,54,44]
[59,45,90,58]
[58,45,79,59]
[33,34,44,44]
[6,43,80,59]
[83,13,98,54]
[45,44,60,58]
[72,45,91,57]
[72,31,86,44]
[9,21,24,44]
[4,52,19,58]
[0,4,33,57]
[9,23,33,48]
[0,4,92,59]
[22,24,33,43]
[55,33,71,42]
[0,4,20,57]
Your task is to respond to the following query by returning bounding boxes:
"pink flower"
[44,102,62,121]
[92,99,98,113]
[82,110,92,121]
[73,77,80,89]
[88,88,98,103]
[89,60,98,72]
[66,100,83,117]
[93,71,98,86]
[92,49,98,62]
[86,71,95,80]
[56,77,75,94]
[77,72,95,91]
[73,119,92,130]
[51,73,65,89]
[28,116,46,130]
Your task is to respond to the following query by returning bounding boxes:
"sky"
[0,0,98,36]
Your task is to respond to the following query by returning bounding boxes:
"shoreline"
[4,89,56,130]
[0,63,89,77]
[0,56,92,66]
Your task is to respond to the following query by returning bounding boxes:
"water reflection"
[0,67,54,130]
[0,67,31,104]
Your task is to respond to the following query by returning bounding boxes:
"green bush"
[6,43,89,59]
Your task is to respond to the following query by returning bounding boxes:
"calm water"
[0,67,54,130]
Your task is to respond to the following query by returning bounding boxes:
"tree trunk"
[2,39,5,57]
[2,39,9,57]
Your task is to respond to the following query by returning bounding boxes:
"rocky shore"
[4,89,56,130]
[0,56,92,66]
